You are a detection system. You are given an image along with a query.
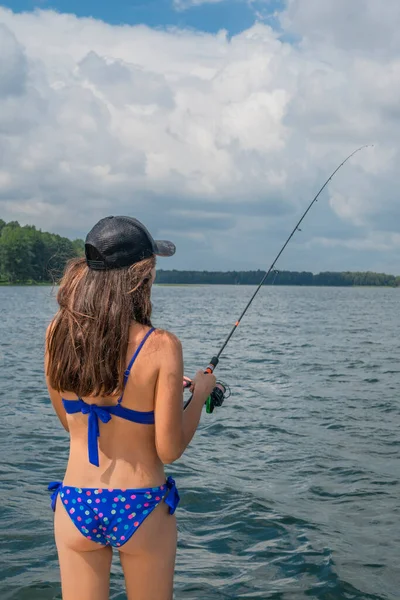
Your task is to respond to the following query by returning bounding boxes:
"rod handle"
[205,356,219,374]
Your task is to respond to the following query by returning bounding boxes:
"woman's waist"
[63,451,166,489]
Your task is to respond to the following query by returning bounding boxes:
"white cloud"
[281,0,400,57]
[0,24,27,96]
[0,5,399,272]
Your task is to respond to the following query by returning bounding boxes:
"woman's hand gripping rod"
[183,358,228,413]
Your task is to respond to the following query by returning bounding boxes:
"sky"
[0,0,399,273]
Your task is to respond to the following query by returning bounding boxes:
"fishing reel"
[206,381,230,413]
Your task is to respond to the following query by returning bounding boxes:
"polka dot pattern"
[51,477,179,548]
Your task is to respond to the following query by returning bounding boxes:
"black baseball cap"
[85,216,176,270]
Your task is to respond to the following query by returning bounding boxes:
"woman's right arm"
[154,331,216,464]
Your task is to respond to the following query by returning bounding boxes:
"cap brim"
[154,240,176,257]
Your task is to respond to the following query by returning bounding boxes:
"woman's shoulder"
[152,328,182,351]
[127,327,183,371]
[151,329,183,370]
[128,324,182,354]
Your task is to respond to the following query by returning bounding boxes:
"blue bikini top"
[62,327,156,467]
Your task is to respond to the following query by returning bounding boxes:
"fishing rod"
[183,144,373,412]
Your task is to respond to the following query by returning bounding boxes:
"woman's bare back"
[61,324,166,490]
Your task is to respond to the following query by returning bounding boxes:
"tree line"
[156,269,400,287]
[0,220,399,286]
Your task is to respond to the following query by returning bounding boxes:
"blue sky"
[1,0,283,35]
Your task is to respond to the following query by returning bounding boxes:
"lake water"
[0,285,399,599]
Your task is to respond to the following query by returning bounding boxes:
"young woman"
[45,216,216,600]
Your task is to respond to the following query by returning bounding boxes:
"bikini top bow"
[63,399,112,467]
[79,400,112,466]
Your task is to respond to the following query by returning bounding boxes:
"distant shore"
[1,280,400,288]
[1,221,399,287]
[154,269,400,287]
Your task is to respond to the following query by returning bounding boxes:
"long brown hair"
[46,255,156,397]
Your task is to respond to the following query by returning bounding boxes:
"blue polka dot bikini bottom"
[48,476,179,548]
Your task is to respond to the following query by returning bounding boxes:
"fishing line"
[184,144,373,412]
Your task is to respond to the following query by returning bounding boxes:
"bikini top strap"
[120,327,156,395]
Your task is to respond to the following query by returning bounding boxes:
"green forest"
[0,220,399,287]
[0,220,84,284]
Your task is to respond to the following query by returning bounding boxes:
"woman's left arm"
[45,327,69,432]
